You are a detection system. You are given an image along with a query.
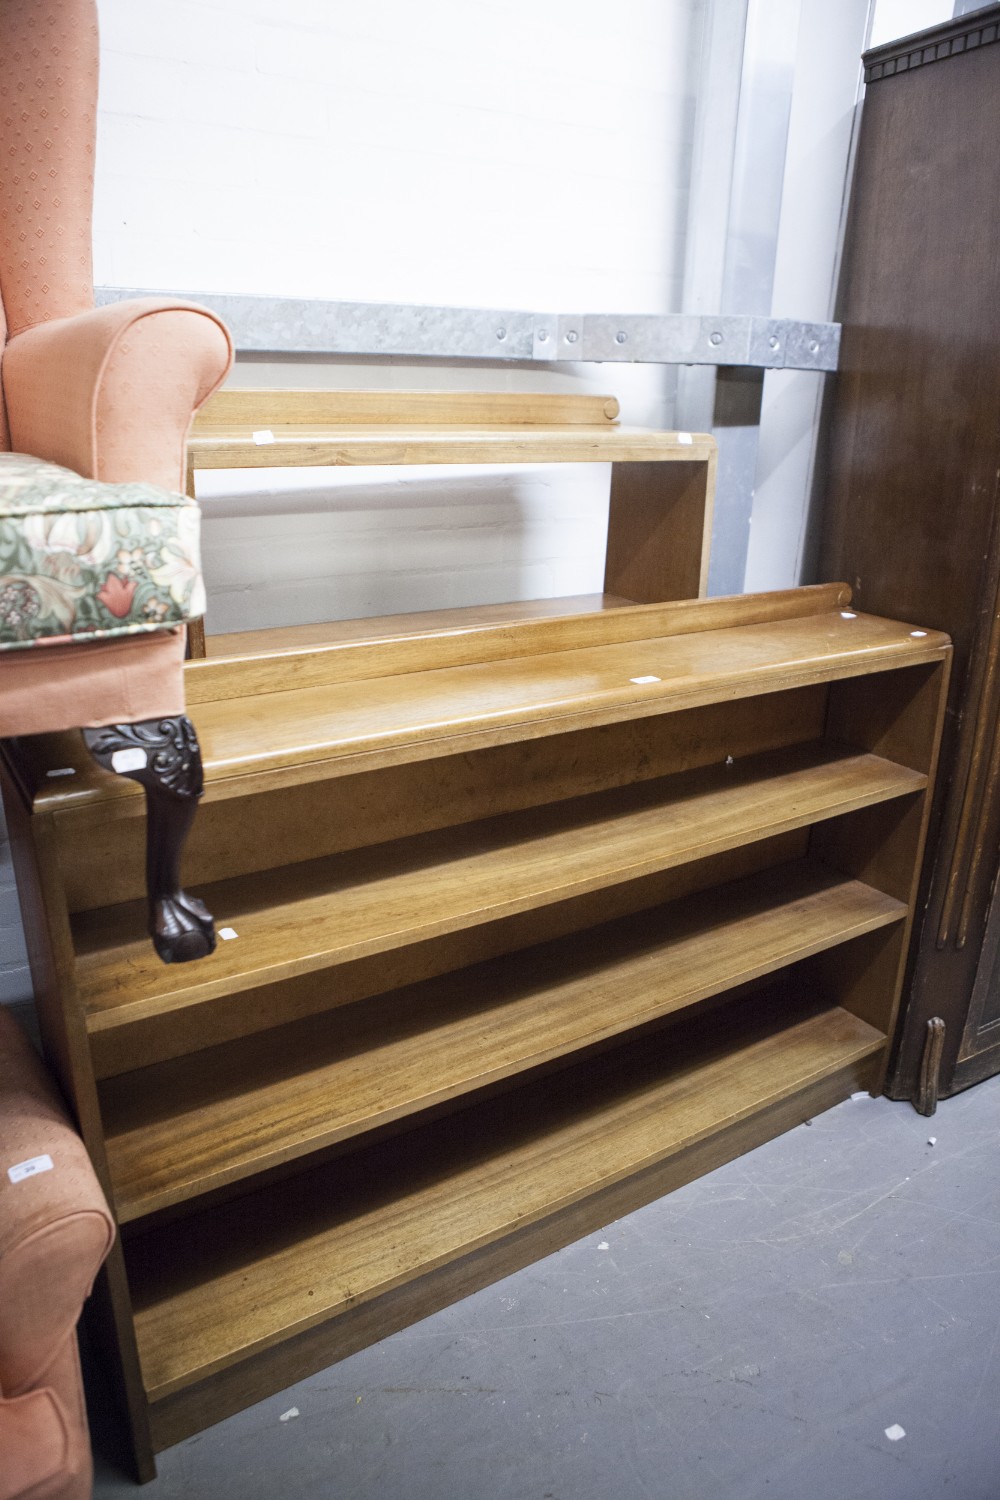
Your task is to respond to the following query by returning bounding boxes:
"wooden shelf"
[28,590,946,812]
[187,387,714,470]
[99,859,906,1222]
[0,546,952,1476]
[75,744,924,1035]
[124,985,885,1404]
[189,421,716,469]
[183,604,947,789]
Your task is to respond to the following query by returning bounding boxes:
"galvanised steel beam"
[95,288,840,372]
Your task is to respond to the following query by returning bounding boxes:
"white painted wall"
[92,0,703,634]
[94,0,700,314]
[742,0,871,592]
[869,0,953,48]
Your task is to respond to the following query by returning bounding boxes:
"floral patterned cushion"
[0,454,204,651]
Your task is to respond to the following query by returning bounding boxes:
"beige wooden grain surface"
[195,389,623,428]
[101,860,904,1222]
[75,745,925,1028]
[126,990,883,1402]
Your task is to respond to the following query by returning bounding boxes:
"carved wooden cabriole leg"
[83,716,216,965]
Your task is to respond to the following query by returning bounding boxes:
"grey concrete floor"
[89,1076,1000,1500]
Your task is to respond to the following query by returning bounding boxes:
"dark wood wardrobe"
[818,7,1000,1105]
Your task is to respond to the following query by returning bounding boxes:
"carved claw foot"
[83,715,216,965]
[151,892,216,964]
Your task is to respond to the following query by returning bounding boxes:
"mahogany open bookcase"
[0,391,950,1481]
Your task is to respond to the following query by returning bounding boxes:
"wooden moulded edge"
[194,388,627,429]
[184,585,856,705]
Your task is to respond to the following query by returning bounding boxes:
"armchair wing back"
[0,0,233,490]
[0,0,234,964]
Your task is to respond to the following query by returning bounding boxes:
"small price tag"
[111,747,148,773]
[677,432,694,445]
[630,675,661,685]
[8,1154,54,1184]
[253,429,276,445]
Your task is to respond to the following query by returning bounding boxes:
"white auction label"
[8,1154,54,1184]
[111,747,148,773]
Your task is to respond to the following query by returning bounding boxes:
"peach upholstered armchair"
[0,0,233,962]
[0,1005,115,1500]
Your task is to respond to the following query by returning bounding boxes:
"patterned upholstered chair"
[0,0,233,961]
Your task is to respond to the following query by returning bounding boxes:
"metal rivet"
[709,331,723,346]
[809,340,819,354]
[615,331,628,344]
[565,330,578,344]
[768,335,780,350]
[496,328,506,341]
[537,329,548,342]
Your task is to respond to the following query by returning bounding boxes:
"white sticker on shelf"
[45,767,76,778]
[910,630,927,638]
[677,432,694,445]
[111,747,147,774]
[8,1154,54,1184]
[253,429,275,445]
[219,927,239,941]
[630,675,661,685]
[840,611,857,620]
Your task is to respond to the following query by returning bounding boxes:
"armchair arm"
[0,1009,114,1397]
[2,298,233,490]
[0,1388,72,1500]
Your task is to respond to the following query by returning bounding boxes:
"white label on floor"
[885,1424,906,1442]
[8,1154,54,1184]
